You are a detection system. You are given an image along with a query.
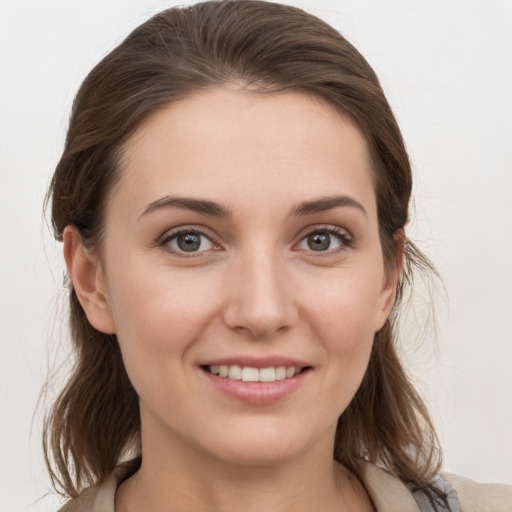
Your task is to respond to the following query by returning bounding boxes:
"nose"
[223,250,299,339]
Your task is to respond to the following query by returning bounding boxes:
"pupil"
[308,233,330,251]
[177,233,201,252]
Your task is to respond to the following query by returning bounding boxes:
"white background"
[1,0,511,510]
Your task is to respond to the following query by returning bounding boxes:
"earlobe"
[63,226,116,334]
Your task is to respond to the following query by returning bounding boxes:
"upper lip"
[200,356,311,369]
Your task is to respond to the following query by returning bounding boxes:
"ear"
[375,229,405,331]
[63,226,116,334]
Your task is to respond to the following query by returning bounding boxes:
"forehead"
[112,88,376,220]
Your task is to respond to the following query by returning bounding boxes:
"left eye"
[297,231,346,252]
[165,231,215,253]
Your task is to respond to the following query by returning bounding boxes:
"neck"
[115,416,372,512]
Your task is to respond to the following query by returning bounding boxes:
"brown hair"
[45,0,441,499]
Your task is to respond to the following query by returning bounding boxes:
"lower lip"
[201,368,310,405]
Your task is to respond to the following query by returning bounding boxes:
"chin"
[200,421,328,468]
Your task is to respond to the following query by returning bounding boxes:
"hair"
[44,0,441,500]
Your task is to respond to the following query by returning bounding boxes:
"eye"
[296,228,351,253]
[162,229,216,254]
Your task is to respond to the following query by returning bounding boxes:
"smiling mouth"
[202,365,310,383]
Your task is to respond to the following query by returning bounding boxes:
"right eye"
[161,229,217,255]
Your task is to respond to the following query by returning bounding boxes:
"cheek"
[306,268,384,392]
[104,264,217,385]
[108,256,213,333]
[297,280,379,429]
[311,268,385,342]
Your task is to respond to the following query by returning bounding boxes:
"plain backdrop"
[1,0,511,510]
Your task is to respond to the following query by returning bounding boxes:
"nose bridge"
[224,242,297,338]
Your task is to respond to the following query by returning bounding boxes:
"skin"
[64,88,401,512]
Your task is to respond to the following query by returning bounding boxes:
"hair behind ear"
[43,292,140,497]
[334,320,441,492]
[45,227,140,496]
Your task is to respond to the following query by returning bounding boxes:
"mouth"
[200,359,312,404]
[201,364,311,383]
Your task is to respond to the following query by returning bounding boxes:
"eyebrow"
[139,193,366,221]
[291,195,367,218]
[139,196,232,220]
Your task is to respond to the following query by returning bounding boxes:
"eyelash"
[295,226,354,255]
[158,227,221,258]
[158,225,354,257]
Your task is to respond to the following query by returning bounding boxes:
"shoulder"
[362,463,512,512]
[58,483,105,512]
[442,472,512,512]
[57,460,138,512]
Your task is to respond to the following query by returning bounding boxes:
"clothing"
[59,460,512,512]
[361,464,512,511]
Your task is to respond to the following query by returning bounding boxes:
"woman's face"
[87,88,398,466]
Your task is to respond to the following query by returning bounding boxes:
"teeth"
[228,365,242,380]
[275,366,286,380]
[241,367,259,382]
[259,367,275,382]
[207,365,302,382]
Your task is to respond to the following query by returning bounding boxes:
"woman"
[44,1,511,511]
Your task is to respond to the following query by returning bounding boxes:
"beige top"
[59,462,512,512]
